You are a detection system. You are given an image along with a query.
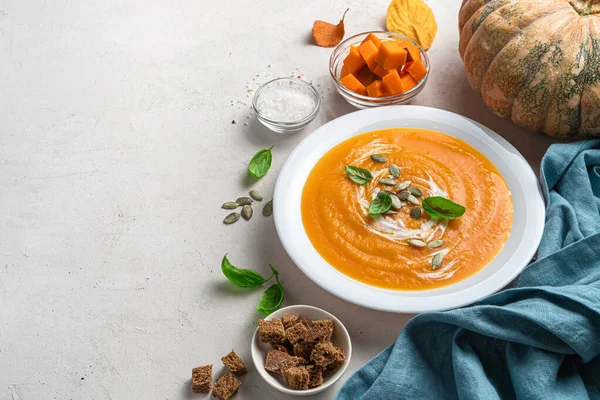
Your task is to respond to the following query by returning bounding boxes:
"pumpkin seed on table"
[410,206,422,219]
[371,154,387,163]
[379,178,397,186]
[222,201,239,209]
[407,195,420,205]
[408,239,426,248]
[262,200,273,217]
[408,187,423,197]
[432,253,444,269]
[236,197,253,206]
[388,164,401,178]
[249,190,263,201]
[241,205,253,221]
[396,180,412,191]
[428,239,445,249]
[397,190,411,201]
[223,212,241,224]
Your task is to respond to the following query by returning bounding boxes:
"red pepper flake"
[231,120,236,124]
[297,75,301,79]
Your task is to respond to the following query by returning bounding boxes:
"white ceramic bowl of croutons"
[251,305,352,396]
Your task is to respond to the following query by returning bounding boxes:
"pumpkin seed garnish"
[262,200,273,217]
[222,201,239,209]
[388,164,401,178]
[223,212,241,224]
[397,190,411,201]
[407,195,419,205]
[408,239,427,247]
[408,187,423,197]
[396,180,412,191]
[410,206,422,219]
[371,154,387,163]
[428,239,445,249]
[379,178,397,186]
[249,190,263,201]
[390,194,402,210]
[241,205,253,221]
[432,253,444,269]
[408,239,427,248]
[383,210,398,215]
[236,197,253,206]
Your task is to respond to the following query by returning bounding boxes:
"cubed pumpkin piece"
[343,46,366,75]
[357,39,379,71]
[376,42,407,70]
[366,80,389,98]
[340,74,367,95]
[382,70,405,95]
[362,33,382,49]
[372,63,388,78]
[356,67,378,86]
[405,60,428,83]
[398,39,422,63]
[341,65,349,77]
[399,71,418,91]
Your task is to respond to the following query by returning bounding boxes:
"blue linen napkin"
[336,140,600,400]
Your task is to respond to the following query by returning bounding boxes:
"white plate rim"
[273,105,545,313]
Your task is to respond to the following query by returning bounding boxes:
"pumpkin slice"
[341,65,349,77]
[363,33,382,49]
[343,46,367,75]
[399,71,418,91]
[382,69,406,95]
[366,80,389,97]
[358,39,379,71]
[356,67,378,86]
[377,41,408,69]
[340,73,368,95]
[405,60,428,82]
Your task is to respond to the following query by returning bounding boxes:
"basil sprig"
[257,268,284,315]
[221,255,284,315]
[422,196,466,219]
[248,146,274,179]
[369,192,393,215]
[345,166,373,185]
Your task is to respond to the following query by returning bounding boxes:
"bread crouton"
[191,364,212,393]
[258,319,285,344]
[264,349,306,374]
[212,372,240,400]
[221,350,247,377]
[283,366,310,390]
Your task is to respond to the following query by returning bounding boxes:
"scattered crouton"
[258,319,286,344]
[283,366,310,390]
[212,372,241,400]
[192,364,212,393]
[264,349,306,374]
[221,350,247,377]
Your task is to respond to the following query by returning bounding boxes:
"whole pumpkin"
[459,0,600,138]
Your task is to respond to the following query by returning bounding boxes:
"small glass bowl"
[329,31,430,109]
[252,77,321,133]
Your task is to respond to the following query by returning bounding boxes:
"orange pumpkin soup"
[301,128,513,290]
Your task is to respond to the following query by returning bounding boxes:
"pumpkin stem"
[569,0,600,15]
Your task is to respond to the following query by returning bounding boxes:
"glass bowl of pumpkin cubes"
[329,31,430,108]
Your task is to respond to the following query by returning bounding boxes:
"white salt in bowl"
[250,305,352,396]
[252,77,321,133]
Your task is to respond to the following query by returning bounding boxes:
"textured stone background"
[0,0,556,399]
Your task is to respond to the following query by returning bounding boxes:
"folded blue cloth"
[336,140,600,400]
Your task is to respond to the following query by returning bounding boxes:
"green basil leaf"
[221,255,272,287]
[368,192,392,215]
[256,283,284,315]
[248,146,274,179]
[345,166,373,185]
[422,196,466,219]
